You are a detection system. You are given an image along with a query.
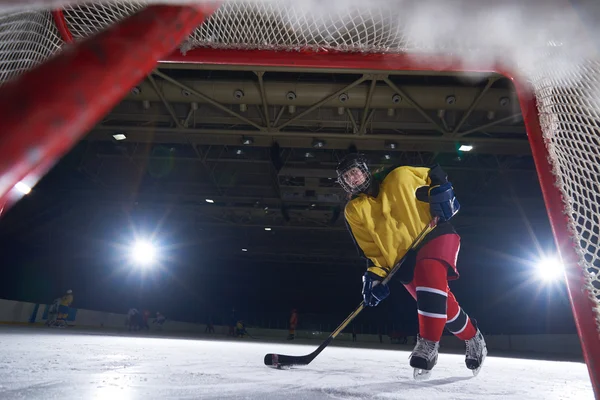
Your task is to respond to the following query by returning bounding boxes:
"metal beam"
[451,77,498,136]
[88,129,530,155]
[359,78,378,135]
[456,113,522,137]
[255,71,271,129]
[147,74,182,128]
[383,77,448,135]
[346,108,358,134]
[152,69,265,131]
[276,75,369,130]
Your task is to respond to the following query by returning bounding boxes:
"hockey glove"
[429,182,460,221]
[362,271,390,307]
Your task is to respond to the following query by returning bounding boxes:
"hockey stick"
[264,217,439,368]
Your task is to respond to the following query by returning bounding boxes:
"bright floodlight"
[15,181,31,195]
[131,240,156,265]
[205,199,214,203]
[459,144,473,152]
[112,133,126,141]
[536,257,564,282]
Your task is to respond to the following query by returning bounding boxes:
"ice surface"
[0,327,593,400]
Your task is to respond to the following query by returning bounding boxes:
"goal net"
[0,0,598,395]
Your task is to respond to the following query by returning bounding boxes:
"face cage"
[337,162,372,195]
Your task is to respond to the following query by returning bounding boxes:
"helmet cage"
[336,157,371,195]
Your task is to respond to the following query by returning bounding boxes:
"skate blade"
[413,368,432,381]
[470,347,488,377]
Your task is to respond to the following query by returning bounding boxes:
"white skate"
[409,335,439,381]
[465,329,487,376]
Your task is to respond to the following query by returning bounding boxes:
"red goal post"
[0,1,598,396]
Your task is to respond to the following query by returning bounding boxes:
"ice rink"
[0,326,593,400]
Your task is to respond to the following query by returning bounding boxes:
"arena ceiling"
[0,62,549,265]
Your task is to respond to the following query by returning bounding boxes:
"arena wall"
[0,298,583,359]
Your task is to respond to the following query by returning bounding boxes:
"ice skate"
[409,335,439,381]
[465,328,487,376]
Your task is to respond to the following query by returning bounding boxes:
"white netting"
[530,55,600,327]
[0,10,62,84]
[0,0,598,334]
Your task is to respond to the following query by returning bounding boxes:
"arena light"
[130,240,157,266]
[459,144,473,152]
[205,199,214,204]
[536,257,564,282]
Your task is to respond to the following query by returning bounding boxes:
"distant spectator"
[205,318,215,334]
[236,320,249,338]
[287,309,298,340]
[142,310,150,330]
[127,308,142,331]
[54,290,73,328]
[153,311,166,330]
[45,297,61,327]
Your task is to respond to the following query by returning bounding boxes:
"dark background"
[0,65,577,337]
[0,150,574,337]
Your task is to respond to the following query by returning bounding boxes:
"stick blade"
[264,353,311,368]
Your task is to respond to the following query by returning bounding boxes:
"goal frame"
[0,5,597,396]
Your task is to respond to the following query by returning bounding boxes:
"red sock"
[412,258,477,342]
[446,291,477,341]
[413,258,449,342]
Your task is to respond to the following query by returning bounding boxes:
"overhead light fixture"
[385,141,397,150]
[264,227,272,231]
[205,199,214,204]
[112,133,126,141]
[459,144,474,152]
[305,152,314,158]
[15,181,32,195]
[311,203,316,208]
[242,136,254,145]
[242,248,248,252]
[312,139,326,148]
[236,149,244,155]
[384,154,392,160]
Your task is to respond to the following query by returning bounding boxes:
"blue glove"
[362,271,390,307]
[429,181,460,221]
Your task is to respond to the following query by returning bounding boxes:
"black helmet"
[336,153,372,195]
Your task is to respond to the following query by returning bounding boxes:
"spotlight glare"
[459,144,473,152]
[536,257,564,282]
[205,199,214,204]
[264,227,272,231]
[131,240,157,266]
[15,181,32,195]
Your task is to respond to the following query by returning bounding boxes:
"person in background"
[287,309,298,340]
[142,310,150,330]
[153,311,166,330]
[205,318,215,334]
[236,320,249,338]
[55,289,73,328]
[126,308,140,331]
[45,296,61,327]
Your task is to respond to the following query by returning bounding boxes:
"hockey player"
[336,154,487,380]
[153,311,166,330]
[55,290,73,328]
[45,297,61,327]
[287,309,298,340]
[126,308,141,331]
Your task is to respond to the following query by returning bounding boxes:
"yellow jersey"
[344,165,454,278]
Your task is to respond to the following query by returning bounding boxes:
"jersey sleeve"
[344,202,389,278]
[414,164,449,201]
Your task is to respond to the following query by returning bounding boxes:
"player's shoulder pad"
[372,163,404,182]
